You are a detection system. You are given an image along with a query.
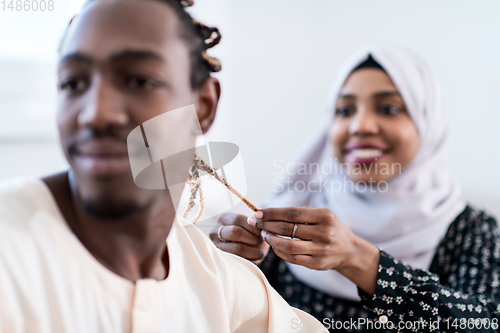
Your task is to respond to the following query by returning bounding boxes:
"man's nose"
[77,76,129,130]
[348,106,379,136]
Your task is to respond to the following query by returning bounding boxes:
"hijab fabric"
[265,44,466,301]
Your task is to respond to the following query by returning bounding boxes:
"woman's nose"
[348,108,379,136]
[77,76,129,130]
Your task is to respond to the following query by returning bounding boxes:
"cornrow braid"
[164,0,222,88]
[183,154,259,224]
[59,0,221,89]
[192,18,222,72]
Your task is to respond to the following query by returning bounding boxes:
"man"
[0,0,326,332]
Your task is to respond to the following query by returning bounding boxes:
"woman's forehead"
[338,68,399,97]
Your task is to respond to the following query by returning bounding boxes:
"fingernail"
[254,211,263,219]
[261,230,267,238]
[247,216,256,227]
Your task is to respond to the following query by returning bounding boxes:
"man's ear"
[196,77,221,134]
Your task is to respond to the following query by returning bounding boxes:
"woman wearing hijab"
[210,44,500,331]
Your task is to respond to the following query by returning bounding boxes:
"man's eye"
[335,107,355,117]
[379,105,402,116]
[126,77,158,90]
[60,79,87,92]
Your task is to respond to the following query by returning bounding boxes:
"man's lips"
[72,139,130,176]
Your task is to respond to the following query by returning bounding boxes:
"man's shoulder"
[0,178,44,229]
[172,218,328,332]
[173,216,266,279]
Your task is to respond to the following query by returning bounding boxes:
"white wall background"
[1,0,499,228]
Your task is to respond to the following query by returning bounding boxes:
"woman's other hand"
[248,207,380,295]
[210,213,270,265]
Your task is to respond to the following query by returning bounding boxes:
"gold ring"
[291,223,298,239]
[217,225,227,243]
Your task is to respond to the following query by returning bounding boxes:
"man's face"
[57,0,196,218]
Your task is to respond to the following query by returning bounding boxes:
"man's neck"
[43,172,175,282]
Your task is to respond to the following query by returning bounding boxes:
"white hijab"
[264,44,466,301]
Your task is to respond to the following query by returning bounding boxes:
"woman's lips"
[345,148,384,164]
[343,143,388,165]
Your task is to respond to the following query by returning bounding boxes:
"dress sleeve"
[358,212,500,332]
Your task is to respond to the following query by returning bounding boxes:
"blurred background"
[1,0,499,230]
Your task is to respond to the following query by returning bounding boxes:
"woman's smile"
[343,142,389,165]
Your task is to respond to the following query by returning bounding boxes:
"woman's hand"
[248,207,381,295]
[210,213,270,265]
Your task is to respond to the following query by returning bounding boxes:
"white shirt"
[0,178,326,333]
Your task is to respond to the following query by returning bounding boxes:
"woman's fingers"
[219,213,262,237]
[218,225,263,246]
[215,241,266,261]
[210,213,270,262]
[257,207,333,223]
[261,230,313,254]
[249,207,359,271]
[272,247,314,267]
[249,219,315,240]
[262,230,332,270]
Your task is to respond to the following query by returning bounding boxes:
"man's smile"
[73,138,130,176]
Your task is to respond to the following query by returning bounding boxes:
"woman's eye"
[60,79,87,93]
[335,107,355,117]
[126,76,158,91]
[379,105,402,116]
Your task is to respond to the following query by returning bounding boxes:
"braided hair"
[156,0,221,89]
[60,0,221,90]
[184,154,258,224]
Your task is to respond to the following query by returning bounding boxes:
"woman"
[210,44,500,332]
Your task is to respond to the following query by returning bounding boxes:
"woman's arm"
[336,235,380,296]
[358,211,500,332]
[252,206,500,332]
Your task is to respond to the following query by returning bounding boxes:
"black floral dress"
[259,206,500,332]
